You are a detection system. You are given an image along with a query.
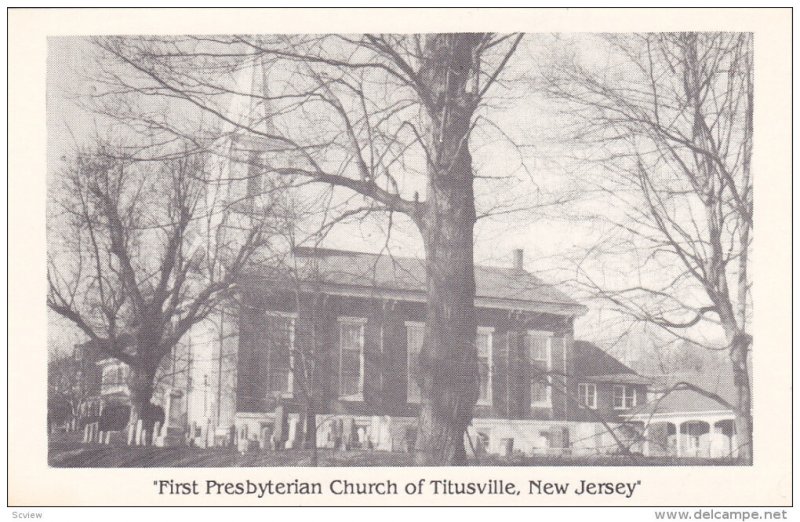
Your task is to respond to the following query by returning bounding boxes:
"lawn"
[49,438,740,467]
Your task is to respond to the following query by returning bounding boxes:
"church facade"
[180,246,651,457]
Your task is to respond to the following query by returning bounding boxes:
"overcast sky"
[46,34,713,360]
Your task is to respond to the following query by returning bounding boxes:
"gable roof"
[625,371,739,418]
[628,390,733,418]
[241,247,586,316]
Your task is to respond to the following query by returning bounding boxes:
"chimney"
[513,249,524,271]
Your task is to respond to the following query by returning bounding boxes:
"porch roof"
[627,389,735,418]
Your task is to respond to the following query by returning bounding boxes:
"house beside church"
[623,373,740,459]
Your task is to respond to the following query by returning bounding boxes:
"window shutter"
[496,330,509,415]
[506,331,523,417]
[406,324,424,403]
[265,314,293,395]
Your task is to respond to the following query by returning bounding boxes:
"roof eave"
[583,374,652,385]
[314,282,587,316]
[240,277,587,317]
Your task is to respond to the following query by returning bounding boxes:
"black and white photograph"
[8,6,792,509]
[44,27,757,469]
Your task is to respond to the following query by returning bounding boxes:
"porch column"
[642,425,649,456]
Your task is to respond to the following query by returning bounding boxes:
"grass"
[50,443,413,468]
[49,437,741,467]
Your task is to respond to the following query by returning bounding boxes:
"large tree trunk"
[730,332,752,463]
[733,221,752,464]
[414,34,482,466]
[303,404,317,448]
[303,403,319,466]
[127,365,156,442]
[415,220,477,465]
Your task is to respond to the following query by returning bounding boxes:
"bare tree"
[48,346,93,432]
[48,143,270,434]
[88,33,526,465]
[544,32,753,462]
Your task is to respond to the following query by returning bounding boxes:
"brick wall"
[236,289,577,421]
